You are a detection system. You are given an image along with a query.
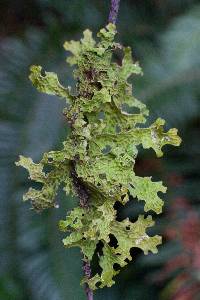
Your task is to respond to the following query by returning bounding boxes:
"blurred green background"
[0,0,200,299]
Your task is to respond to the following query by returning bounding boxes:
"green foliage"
[16,24,181,291]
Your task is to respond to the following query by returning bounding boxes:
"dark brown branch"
[108,0,121,24]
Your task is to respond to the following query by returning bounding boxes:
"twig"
[83,259,93,300]
[108,0,121,24]
[70,162,93,300]
[69,4,122,298]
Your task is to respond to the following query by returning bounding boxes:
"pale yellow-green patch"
[29,65,73,101]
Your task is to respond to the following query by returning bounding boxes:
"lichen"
[16,23,181,290]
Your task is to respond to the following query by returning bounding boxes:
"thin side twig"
[108,0,121,24]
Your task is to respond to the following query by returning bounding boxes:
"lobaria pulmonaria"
[16,24,181,291]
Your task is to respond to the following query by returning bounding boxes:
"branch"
[83,260,93,300]
[70,162,93,300]
[108,0,121,24]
